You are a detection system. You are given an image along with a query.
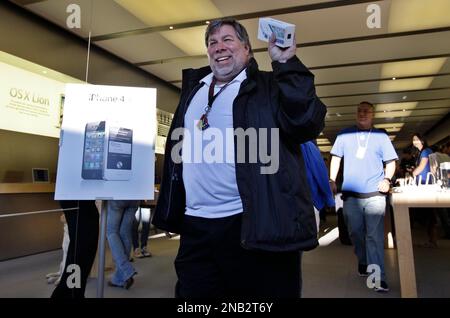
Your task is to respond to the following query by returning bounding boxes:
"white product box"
[257,17,296,48]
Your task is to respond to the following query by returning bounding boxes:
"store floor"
[0,215,449,298]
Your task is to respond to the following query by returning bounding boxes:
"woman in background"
[411,133,437,248]
[412,133,433,185]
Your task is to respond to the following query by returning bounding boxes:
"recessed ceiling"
[11,0,450,151]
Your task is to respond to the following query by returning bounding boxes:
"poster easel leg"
[97,201,108,298]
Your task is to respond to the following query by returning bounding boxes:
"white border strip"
[0,207,78,219]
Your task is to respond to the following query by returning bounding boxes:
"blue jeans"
[106,200,139,286]
[343,196,386,281]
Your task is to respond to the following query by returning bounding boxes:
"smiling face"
[412,135,424,150]
[207,24,250,84]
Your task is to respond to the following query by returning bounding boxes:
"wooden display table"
[391,188,450,298]
[0,182,55,194]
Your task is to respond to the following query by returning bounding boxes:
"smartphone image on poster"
[81,121,106,180]
[103,125,133,181]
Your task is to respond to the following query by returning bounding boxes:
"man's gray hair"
[204,18,253,55]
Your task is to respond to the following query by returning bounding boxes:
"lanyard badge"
[197,113,210,130]
[355,129,372,160]
[197,75,237,131]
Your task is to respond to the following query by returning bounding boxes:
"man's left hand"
[269,33,296,63]
[378,179,391,193]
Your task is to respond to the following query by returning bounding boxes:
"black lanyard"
[197,76,234,130]
[207,77,233,113]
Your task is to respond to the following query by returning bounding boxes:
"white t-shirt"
[182,70,246,218]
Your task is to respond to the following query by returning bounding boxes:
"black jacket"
[153,56,327,252]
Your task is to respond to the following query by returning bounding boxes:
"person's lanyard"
[197,76,234,130]
[356,128,372,149]
[355,128,371,159]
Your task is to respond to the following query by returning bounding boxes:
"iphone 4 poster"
[55,84,156,200]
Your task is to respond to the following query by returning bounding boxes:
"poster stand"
[54,5,156,298]
[55,81,157,296]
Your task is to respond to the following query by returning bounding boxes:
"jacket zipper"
[165,82,203,217]
[166,163,176,218]
[233,79,252,246]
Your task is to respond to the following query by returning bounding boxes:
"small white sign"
[0,62,65,138]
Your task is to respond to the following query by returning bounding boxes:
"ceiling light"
[379,77,435,93]
[375,123,404,133]
[375,110,412,119]
[376,102,418,113]
[316,138,331,145]
[375,123,405,129]
[402,96,407,100]
[161,26,208,55]
[114,0,221,26]
[380,58,447,78]
[318,146,333,153]
[392,77,396,80]
[383,127,402,133]
[388,0,450,33]
[169,26,174,30]
[112,0,223,56]
[205,21,210,24]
